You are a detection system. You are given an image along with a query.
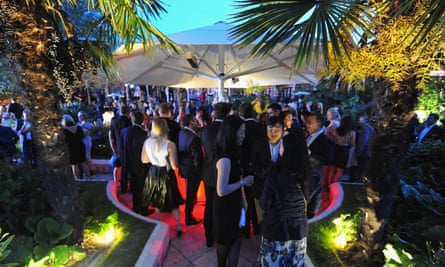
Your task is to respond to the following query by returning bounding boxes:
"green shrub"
[0,165,51,235]
[0,228,17,266]
[385,141,445,266]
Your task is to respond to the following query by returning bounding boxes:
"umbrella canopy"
[114,22,321,100]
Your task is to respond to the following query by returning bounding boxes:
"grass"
[307,183,366,267]
[75,182,155,267]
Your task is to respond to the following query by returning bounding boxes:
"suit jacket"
[308,133,334,167]
[200,120,222,187]
[160,117,181,146]
[178,128,203,180]
[419,125,445,143]
[110,115,131,158]
[250,138,273,198]
[355,123,375,158]
[241,119,266,173]
[121,125,148,178]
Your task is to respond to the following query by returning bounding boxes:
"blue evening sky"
[154,0,238,34]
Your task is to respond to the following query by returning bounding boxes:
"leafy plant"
[0,228,17,266]
[33,218,73,246]
[417,78,445,119]
[319,212,360,252]
[0,165,51,235]
[59,102,98,123]
[383,242,415,267]
[26,245,85,267]
[386,141,445,265]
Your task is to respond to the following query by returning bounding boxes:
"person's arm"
[141,140,150,164]
[216,158,253,197]
[108,127,117,155]
[191,137,204,172]
[349,131,356,147]
[167,141,179,170]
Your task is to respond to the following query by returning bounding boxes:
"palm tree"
[0,0,178,244]
[230,0,444,265]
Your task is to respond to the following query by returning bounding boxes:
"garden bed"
[307,183,366,266]
[74,182,156,267]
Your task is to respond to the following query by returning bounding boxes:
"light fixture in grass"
[319,212,361,252]
[83,211,125,248]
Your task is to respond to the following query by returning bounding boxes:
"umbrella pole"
[217,45,226,102]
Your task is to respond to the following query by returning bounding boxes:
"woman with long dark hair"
[213,115,254,267]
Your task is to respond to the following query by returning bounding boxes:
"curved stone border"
[106,181,344,267]
[106,181,170,267]
[308,182,344,223]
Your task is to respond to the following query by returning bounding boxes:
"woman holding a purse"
[213,115,254,267]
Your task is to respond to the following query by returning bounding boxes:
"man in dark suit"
[351,115,375,182]
[158,102,181,146]
[178,114,204,225]
[239,102,266,237]
[200,102,231,247]
[305,112,334,217]
[109,105,132,193]
[417,113,445,143]
[121,111,153,216]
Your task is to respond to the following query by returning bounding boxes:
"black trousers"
[130,172,145,213]
[204,185,215,243]
[185,175,201,219]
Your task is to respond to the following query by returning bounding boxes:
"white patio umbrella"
[114,21,321,101]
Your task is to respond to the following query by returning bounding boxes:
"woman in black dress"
[61,114,91,179]
[141,118,184,236]
[214,115,254,267]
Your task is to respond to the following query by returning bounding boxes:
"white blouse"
[141,138,170,167]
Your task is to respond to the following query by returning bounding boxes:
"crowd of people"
[99,93,445,266]
[2,91,445,266]
[0,98,37,167]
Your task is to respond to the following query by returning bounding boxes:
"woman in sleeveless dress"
[325,115,356,185]
[213,115,254,267]
[61,114,91,179]
[141,118,184,236]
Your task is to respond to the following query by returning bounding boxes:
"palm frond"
[230,0,375,70]
[396,0,445,48]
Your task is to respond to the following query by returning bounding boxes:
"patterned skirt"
[257,237,307,267]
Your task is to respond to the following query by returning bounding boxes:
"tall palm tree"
[0,0,178,244]
[230,0,443,265]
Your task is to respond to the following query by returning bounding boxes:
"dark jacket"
[0,125,19,157]
[121,125,148,178]
[110,115,131,158]
[160,117,181,146]
[260,168,308,241]
[200,120,222,187]
[308,133,334,167]
[419,125,445,143]
[241,119,266,174]
[355,122,375,158]
[307,132,334,217]
[249,138,273,198]
[178,128,203,179]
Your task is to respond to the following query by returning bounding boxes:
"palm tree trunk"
[351,77,418,265]
[2,1,84,244]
